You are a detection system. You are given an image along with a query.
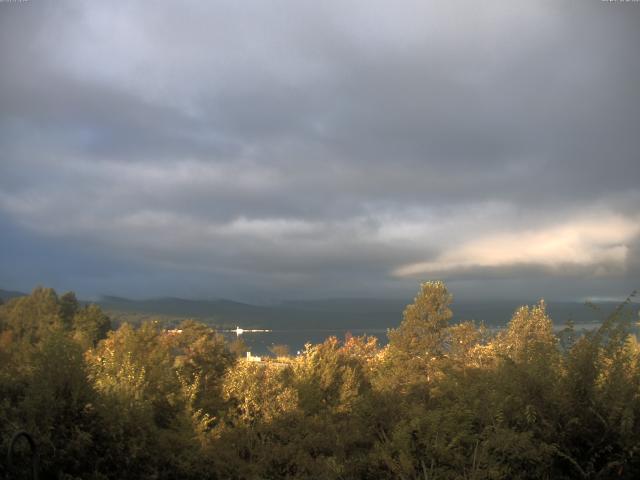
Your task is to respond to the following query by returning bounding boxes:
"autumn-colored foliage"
[1,283,639,479]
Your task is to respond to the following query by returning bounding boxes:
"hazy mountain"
[3,287,632,329]
[99,295,274,328]
[0,288,26,302]
[97,295,635,330]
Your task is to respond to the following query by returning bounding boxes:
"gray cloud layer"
[1,0,639,300]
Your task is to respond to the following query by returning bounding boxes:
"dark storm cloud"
[0,0,639,300]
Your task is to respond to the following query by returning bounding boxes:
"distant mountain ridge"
[0,288,26,302]
[98,295,635,330]
[3,287,635,330]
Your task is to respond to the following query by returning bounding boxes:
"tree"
[21,331,98,478]
[382,281,453,393]
[59,291,79,330]
[1,287,62,345]
[72,303,111,348]
[172,320,233,415]
[497,300,556,364]
[227,336,249,358]
[388,280,453,359]
[268,343,290,358]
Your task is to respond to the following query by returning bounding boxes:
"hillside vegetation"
[1,283,639,479]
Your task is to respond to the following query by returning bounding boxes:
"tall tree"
[72,303,111,348]
[388,281,453,359]
[59,291,79,330]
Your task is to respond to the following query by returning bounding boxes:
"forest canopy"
[0,282,639,479]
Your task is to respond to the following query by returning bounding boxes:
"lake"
[219,322,604,356]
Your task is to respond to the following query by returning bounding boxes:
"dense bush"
[0,283,638,479]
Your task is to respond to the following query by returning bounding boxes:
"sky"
[1,0,639,302]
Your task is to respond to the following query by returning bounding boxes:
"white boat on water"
[230,326,272,336]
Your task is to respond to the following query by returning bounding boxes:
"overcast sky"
[1,0,639,302]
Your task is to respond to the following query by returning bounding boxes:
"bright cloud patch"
[393,214,640,278]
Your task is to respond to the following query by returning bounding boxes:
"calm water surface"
[219,323,602,356]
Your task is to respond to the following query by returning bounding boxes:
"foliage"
[0,284,639,479]
[268,343,291,358]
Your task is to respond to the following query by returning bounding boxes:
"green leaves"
[388,281,453,359]
[1,283,639,479]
